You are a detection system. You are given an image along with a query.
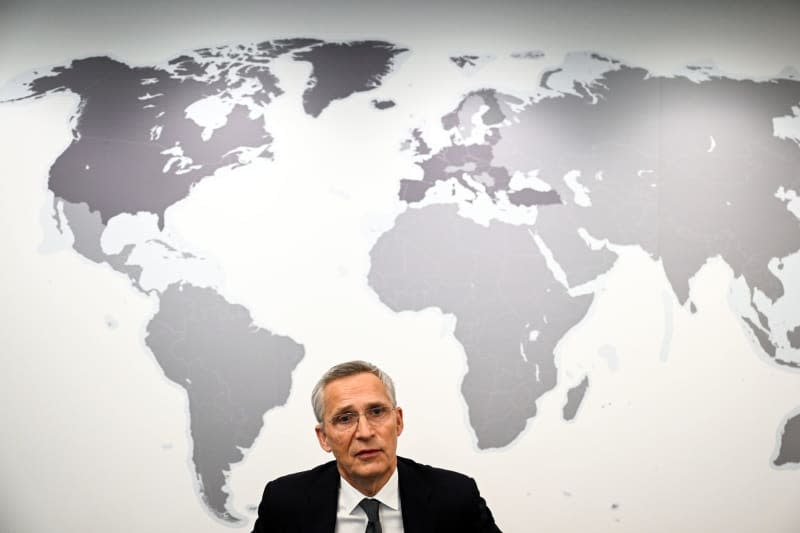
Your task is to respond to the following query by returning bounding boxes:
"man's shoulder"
[253,461,340,531]
[397,456,500,531]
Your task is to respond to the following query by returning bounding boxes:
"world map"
[2,37,799,523]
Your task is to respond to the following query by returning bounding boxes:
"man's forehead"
[323,372,390,407]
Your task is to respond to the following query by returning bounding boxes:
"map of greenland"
[2,37,799,523]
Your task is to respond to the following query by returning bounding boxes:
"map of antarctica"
[2,37,799,523]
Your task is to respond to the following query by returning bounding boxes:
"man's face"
[315,372,404,494]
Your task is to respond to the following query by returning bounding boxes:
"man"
[252,360,502,532]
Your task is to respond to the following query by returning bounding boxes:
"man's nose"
[354,413,374,438]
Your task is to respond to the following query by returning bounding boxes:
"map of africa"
[2,37,799,523]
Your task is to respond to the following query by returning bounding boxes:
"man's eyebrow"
[331,401,388,416]
[331,405,356,416]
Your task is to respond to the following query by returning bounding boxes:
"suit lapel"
[398,458,434,533]
[303,461,339,533]
[302,458,435,532]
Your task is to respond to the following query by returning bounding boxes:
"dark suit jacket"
[251,456,501,532]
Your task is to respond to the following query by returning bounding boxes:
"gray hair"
[311,360,397,423]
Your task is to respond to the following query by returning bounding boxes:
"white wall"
[1,2,799,532]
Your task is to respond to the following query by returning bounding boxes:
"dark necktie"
[358,498,382,533]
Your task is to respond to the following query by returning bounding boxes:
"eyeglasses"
[326,405,396,431]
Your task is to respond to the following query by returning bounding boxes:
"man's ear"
[315,424,332,453]
[395,407,404,437]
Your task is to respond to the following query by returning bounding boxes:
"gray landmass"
[563,376,589,421]
[755,305,771,331]
[292,41,407,117]
[652,75,800,307]
[369,204,593,448]
[59,199,143,285]
[401,140,513,204]
[774,412,800,466]
[372,99,396,110]
[743,317,800,368]
[534,205,619,287]
[441,90,522,136]
[787,324,800,349]
[401,91,538,205]
[744,317,778,358]
[410,128,431,155]
[105,244,143,287]
[539,68,563,92]
[13,38,396,229]
[511,50,545,60]
[60,199,111,263]
[149,238,196,259]
[509,189,562,207]
[398,55,800,367]
[145,284,304,521]
[23,52,283,229]
[451,55,481,69]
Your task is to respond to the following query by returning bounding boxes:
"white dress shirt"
[334,469,405,533]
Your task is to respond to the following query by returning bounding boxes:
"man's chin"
[352,456,392,478]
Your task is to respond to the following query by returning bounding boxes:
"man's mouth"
[355,449,380,458]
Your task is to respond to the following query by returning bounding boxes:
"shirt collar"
[339,467,401,514]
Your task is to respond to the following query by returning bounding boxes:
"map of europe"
[2,38,799,523]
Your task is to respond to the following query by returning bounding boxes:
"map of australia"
[2,38,799,522]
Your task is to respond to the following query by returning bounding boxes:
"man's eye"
[367,406,387,418]
[335,413,355,425]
